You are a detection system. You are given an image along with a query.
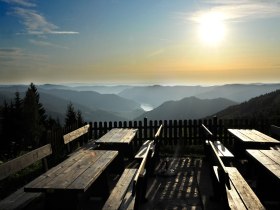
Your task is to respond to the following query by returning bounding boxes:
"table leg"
[45,191,85,210]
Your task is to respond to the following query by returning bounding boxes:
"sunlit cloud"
[189,0,280,23]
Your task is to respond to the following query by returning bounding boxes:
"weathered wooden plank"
[102,169,137,210]
[96,129,137,144]
[25,149,92,190]
[44,150,99,190]
[0,144,52,180]
[213,141,234,158]
[238,129,264,142]
[132,143,151,197]
[247,149,280,178]
[120,129,138,143]
[63,124,90,144]
[209,141,231,191]
[226,183,247,210]
[261,150,280,165]
[25,150,118,192]
[253,129,280,143]
[155,124,163,139]
[228,129,252,142]
[68,151,118,191]
[135,140,153,159]
[226,167,265,210]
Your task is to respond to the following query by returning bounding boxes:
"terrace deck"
[22,156,223,210]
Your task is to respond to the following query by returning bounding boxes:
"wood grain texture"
[63,124,90,144]
[102,169,137,210]
[0,144,52,180]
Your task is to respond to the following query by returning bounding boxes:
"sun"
[197,12,226,46]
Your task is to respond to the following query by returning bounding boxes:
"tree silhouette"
[22,83,47,148]
[65,102,77,128]
[65,103,84,129]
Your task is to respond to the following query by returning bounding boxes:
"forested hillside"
[215,89,280,119]
[136,97,237,120]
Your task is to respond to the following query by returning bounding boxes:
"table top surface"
[246,149,280,179]
[96,128,138,144]
[228,129,279,144]
[24,149,118,193]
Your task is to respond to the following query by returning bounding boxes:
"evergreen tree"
[77,110,84,126]
[65,102,77,128]
[12,92,24,148]
[22,83,47,148]
[0,101,11,153]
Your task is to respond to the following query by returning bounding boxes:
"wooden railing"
[47,117,280,160]
[92,117,280,147]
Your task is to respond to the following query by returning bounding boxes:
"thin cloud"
[12,7,79,35]
[3,0,79,36]
[189,0,280,22]
[1,0,35,7]
[0,47,47,64]
[147,49,165,58]
[29,39,68,49]
[0,48,22,61]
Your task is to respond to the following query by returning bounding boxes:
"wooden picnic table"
[96,128,138,159]
[24,149,118,210]
[228,129,280,156]
[246,149,280,203]
[246,149,280,180]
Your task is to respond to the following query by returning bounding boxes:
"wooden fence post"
[144,117,148,140]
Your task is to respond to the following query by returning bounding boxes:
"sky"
[0,0,280,85]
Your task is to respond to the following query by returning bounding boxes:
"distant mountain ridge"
[136,96,237,120]
[119,83,280,108]
[214,89,280,119]
[1,83,280,122]
[0,86,144,122]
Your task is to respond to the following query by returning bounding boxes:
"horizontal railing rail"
[47,117,280,160]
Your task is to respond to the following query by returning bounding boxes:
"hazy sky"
[1,0,280,85]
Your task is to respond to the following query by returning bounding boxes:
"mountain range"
[136,97,237,120]
[0,83,280,122]
[118,83,280,107]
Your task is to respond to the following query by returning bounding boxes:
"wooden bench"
[0,144,52,210]
[102,143,151,210]
[134,124,163,174]
[209,141,265,209]
[63,123,95,154]
[202,124,234,165]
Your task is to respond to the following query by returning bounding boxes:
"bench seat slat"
[134,140,154,159]
[226,167,265,210]
[213,141,234,158]
[102,169,137,210]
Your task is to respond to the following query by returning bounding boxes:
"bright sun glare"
[198,12,226,46]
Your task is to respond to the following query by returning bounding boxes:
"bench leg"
[134,175,148,210]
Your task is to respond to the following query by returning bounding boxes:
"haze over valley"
[1,83,280,122]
